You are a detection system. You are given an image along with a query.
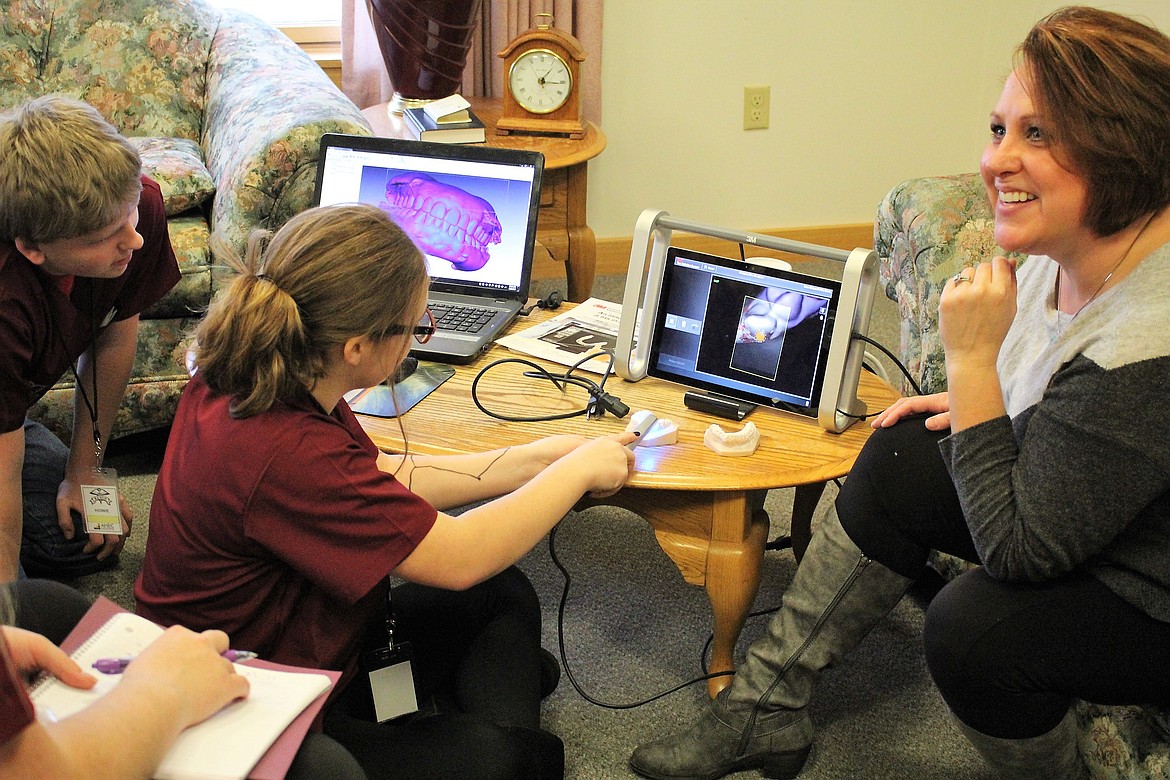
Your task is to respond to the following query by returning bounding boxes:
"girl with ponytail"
[137,204,635,780]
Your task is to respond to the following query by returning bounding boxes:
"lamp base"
[388,93,445,116]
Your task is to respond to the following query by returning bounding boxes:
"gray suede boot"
[954,710,1088,780]
[630,508,913,780]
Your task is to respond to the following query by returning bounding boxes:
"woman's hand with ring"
[939,256,1018,371]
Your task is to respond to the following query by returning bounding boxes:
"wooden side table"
[360,98,606,303]
[357,305,901,696]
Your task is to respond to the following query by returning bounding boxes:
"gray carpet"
[64,270,993,779]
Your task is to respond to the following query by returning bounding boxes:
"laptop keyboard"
[429,303,497,334]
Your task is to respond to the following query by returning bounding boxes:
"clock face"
[508,48,572,114]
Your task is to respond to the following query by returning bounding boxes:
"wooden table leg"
[565,223,597,303]
[703,490,769,697]
[790,482,827,563]
[563,163,596,302]
[587,488,768,698]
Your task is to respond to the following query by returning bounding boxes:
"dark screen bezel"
[313,133,544,303]
[646,247,843,418]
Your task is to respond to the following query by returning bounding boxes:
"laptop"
[313,133,545,363]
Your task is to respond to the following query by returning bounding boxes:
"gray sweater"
[939,241,1170,623]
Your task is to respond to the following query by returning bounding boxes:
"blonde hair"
[0,95,142,243]
[195,204,428,418]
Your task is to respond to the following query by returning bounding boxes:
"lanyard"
[384,581,398,651]
[53,284,103,465]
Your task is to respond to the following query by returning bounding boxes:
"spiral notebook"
[29,599,336,780]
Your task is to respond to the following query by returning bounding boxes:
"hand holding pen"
[94,648,258,674]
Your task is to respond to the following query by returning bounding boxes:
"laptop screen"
[647,247,842,417]
[313,134,544,300]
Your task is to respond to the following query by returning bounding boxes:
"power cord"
[833,332,923,422]
[548,524,734,709]
[525,320,919,704]
[470,351,628,422]
[697,604,782,675]
[852,332,922,396]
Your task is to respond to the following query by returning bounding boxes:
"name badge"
[80,467,123,535]
[364,642,418,722]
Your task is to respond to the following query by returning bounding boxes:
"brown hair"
[194,204,428,418]
[1017,6,1170,236]
[0,95,142,243]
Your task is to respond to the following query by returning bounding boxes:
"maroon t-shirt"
[0,177,179,432]
[135,375,438,687]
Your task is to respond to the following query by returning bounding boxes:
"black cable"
[852,332,922,397]
[470,351,628,422]
[698,603,782,675]
[548,524,732,709]
[832,332,924,421]
[835,407,878,422]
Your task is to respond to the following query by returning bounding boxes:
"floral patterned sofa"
[875,172,1170,779]
[1,0,372,440]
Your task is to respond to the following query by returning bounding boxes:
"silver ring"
[952,272,973,284]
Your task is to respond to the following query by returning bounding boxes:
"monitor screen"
[647,247,841,417]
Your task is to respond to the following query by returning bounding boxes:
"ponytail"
[194,204,428,417]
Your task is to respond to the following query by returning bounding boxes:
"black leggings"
[324,566,563,780]
[837,418,1170,738]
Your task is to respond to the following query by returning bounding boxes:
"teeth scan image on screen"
[374,170,503,273]
[314,139,538,295]
[650,249,840,414]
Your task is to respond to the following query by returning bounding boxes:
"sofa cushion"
[142,214,212,320]
[0,0,219,139]
[132,138,216,216]
[1150,705,1170,741]
[1078,702,1170,778]
[875,173,1025,394]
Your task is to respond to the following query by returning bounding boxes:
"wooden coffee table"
[357,306,900,696]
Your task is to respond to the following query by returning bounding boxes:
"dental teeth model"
[703,422,760,457]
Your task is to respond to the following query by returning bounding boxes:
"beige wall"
[588,1,1170,241]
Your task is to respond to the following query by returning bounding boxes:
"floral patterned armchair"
[876,173,1170,779]
[2,0,372,439]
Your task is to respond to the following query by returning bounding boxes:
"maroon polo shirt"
[0,177,179,433]
[135,375,438,688]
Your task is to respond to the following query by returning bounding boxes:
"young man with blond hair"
[0,95,179,581]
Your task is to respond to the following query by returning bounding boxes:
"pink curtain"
[342,0,603,124]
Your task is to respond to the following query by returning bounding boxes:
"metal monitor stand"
[615,209,878,434]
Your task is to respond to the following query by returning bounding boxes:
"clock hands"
[528,62,566,89]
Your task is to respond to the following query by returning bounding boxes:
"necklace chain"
[1054,259,1123,321]
[1054,214,1153,325]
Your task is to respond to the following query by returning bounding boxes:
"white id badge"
[365,642,419,722]
[80,467,123,535]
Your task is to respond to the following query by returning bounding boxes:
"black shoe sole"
[628,744,812,780]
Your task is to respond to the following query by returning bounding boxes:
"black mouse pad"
[344,361,455,418]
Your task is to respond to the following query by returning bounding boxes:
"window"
[206,0,340,53]
[204,0,340,28]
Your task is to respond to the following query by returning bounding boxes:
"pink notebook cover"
[60,597,340,780]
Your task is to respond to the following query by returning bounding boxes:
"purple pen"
[93,649,258,674]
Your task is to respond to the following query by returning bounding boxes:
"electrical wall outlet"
[743,85,770,130]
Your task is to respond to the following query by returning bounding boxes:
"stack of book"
[403,98,486,144]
